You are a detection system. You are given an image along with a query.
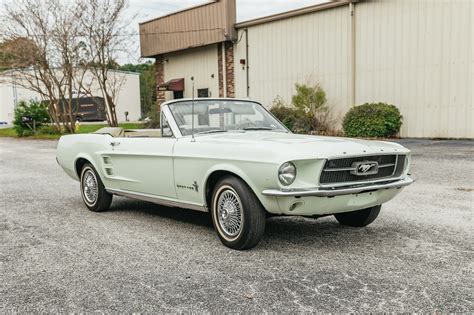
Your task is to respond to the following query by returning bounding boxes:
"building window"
[197,88,209,98]
[173,91,183,99]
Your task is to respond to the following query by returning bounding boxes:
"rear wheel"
[80,163,112,212]
[334,205,381,227]
[211,176,266,250]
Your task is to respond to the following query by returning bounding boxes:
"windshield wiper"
[243,127,273,131]
[197,129,227,134]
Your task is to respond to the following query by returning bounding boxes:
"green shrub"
[292,83,327,115]
[270,83,336,134]
[269,97,311,134]
[343,102,402,138]
[13,100,50,136]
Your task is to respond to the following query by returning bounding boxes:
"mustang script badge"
[351,161,379,176]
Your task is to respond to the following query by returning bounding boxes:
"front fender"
[202,162,281,213]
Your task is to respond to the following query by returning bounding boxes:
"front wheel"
[80,163,112,212]
[211,176,266,250]
[334,205,381,227]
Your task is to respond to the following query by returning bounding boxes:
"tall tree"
[2,0,89,133]
[79,0,130,127]
[1,0,131,130]
[0,37,36,71]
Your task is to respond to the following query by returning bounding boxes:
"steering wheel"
[238,120,257,129]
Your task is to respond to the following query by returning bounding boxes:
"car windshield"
[168,100,288,136]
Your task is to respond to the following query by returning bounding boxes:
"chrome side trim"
[262,176,415,197]
[107,188,208,212]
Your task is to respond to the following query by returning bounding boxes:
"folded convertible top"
[93,127,125,137]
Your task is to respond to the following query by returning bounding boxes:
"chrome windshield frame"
[161,98,290,138]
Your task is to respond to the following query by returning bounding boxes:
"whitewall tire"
[80,163,112,212]
[211,176,266,250]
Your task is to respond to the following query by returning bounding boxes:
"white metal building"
[0,69,141,124]
[140,0,473,138]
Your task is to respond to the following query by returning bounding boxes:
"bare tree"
[1,0,131,130]
[79,0,130,127]
[1,0,89,133]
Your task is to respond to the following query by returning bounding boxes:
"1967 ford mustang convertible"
[57,98,414,249]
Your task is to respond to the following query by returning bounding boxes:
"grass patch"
[0,128,17,137]
[0,122,145,140]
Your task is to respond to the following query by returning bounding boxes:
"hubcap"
[82,169,98,204]
[217,189,243,237]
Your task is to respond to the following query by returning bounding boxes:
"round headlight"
[278,162,296,186]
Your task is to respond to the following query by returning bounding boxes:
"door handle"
[110,141,120,147]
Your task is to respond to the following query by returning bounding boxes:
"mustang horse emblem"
[359,163,374,173]
[351,161,379,176]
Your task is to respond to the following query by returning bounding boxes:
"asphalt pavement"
[0,137,472,312]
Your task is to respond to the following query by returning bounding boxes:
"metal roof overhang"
[235,1,354,29]
[158,78,185,92]
[139,0,236,57]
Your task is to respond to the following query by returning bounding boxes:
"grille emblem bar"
[350,161,379,176]
[319,154,405,185]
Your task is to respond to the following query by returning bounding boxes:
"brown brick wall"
[217,43,224,97]
[155,57,166,108]
[224,41,234,98]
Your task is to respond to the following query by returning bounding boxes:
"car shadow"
[108,197,393,250]
[110,197,213,228]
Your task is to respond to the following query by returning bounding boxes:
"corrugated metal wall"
[158,0,473,138]
[234,6,351,124]
[234,0,473,138]
[355,0,473,138]
[163,44,219,100]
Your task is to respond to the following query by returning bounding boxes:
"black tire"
[211,176,266,250]
[75,116,83,122]
[334,205,381,227]
[80,163,112,212]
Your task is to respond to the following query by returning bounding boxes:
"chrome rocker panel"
[106,188,208,212]
[262,176,415,197]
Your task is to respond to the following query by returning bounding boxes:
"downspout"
[350,1,356,107]
[245,28,250,97]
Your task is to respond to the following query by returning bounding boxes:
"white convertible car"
[57,98,414,249]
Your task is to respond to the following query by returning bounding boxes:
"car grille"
[319,154,406,185]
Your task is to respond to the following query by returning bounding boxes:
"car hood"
[195,131,410,161]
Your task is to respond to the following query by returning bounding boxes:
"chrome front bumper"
[262,176,415,197]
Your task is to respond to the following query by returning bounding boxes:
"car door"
[106,136,177,198]
[102,113,177,199]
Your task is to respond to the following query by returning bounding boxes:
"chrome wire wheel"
[216,187,243,239]
[82,168,98,206]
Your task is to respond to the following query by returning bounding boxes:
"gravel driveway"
[1,137,472,312]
